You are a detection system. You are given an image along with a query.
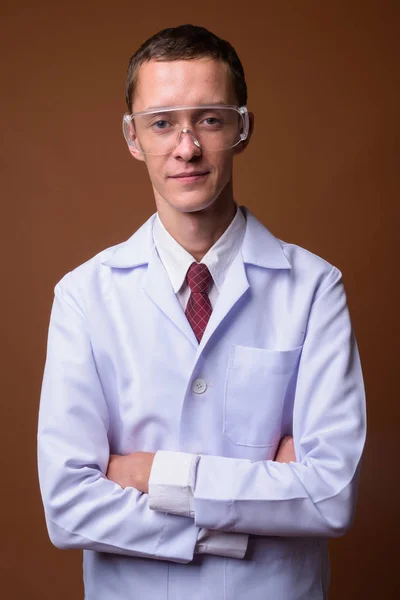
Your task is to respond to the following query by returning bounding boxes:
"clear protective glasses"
[122,104,249,155]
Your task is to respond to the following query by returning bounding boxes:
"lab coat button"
[192,378,207,394]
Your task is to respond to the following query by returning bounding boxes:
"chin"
[163,192,219,214]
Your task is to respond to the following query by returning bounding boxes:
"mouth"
[169,171,210,183]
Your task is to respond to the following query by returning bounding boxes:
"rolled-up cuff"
[196,529,249,559]
[149,450,199,518]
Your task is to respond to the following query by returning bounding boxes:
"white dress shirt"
[152,204,246,312]
[152,205,248,558]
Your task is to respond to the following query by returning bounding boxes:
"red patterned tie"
[185,262,213,343]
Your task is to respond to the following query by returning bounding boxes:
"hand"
[106,452,155,493]
[274,436,296,463]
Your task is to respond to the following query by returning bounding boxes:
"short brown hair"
[125,24,247,112]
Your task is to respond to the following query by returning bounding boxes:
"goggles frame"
[122,104,249,155]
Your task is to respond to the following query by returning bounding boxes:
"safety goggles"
[122,104,249,155]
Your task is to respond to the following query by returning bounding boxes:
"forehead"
[133,58,237,111]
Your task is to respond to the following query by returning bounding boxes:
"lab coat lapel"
[195,207,292,354]
[197,251,249,354]
[102,213,198,348]
[143,249,199,349]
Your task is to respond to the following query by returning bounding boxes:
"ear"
[128,144,146,162]
[234,111,255,156]
[123,118,146,162]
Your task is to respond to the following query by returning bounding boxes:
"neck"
[155,184,237,262]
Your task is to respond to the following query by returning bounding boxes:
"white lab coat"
[37,206,366,600]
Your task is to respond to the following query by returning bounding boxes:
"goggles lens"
[123,105,248,155]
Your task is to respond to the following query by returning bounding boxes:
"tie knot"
[186,262,213,294]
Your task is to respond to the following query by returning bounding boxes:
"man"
[38,24,366,600]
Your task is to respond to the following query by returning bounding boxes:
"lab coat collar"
[101,213,156,268]
[101,207,292,271]
[240,207,292,270]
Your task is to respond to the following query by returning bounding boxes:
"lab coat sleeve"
[37,275,198,563]
[149,454,248,558]
[151,266,367,538]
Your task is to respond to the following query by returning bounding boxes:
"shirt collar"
[101,206,292,271]
[152,205,247,294]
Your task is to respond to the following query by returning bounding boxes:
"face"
[128,58,252,216]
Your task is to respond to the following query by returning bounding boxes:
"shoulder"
[243,207,342,285]
[54,213,155,299]
[52,239,127,316]
[55,239,124,289]
[278,238,344,300]
[280,238,340,274]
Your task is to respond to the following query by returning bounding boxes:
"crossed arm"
[106,436,297,493]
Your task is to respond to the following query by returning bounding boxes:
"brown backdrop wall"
[1,1,398,598]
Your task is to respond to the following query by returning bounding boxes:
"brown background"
[1,0,399,598]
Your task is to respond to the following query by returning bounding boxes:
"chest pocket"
[223,344,303,448]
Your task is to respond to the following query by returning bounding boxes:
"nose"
[172,128,202,160]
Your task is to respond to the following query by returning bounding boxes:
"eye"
[152,120,171,130]
[202,116,223,126]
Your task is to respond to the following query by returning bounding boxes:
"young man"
[38,24,366,600]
